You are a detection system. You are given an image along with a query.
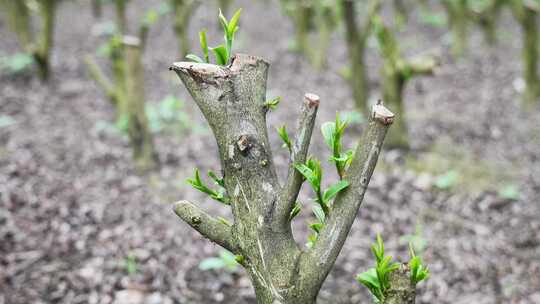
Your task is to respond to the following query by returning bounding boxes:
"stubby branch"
[173,200,237,253]
[385,265,416,304]
[297,101,394,294]
[276,93,320,225]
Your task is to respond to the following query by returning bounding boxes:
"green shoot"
[289,202,302,221]
[200,30,209,63]
[357,234,400,302]
[321,113,354,179]
[295,157,349,216]
[187,8,242,65]
[265,96,281,110]
[277,125,292,153]
[187,168,230,205]
[409,244,430,285]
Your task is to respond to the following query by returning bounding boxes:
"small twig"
[173,200,237,253]
[276,93,319,224]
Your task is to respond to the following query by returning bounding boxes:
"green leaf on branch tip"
[322,180,349,204]
[265,96,281,110]
[277,125,292,152]
[199,30,209,63]
[228,8,242,37]
[289,202,302,221]
[186,54,204,63]
[409,244,430,285]
[372,234,385,263]
[211,44,228,66]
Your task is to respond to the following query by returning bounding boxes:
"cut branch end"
[373,101,395,125]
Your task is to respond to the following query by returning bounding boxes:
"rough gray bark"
[171,54,399,303]
[385,265,416,304]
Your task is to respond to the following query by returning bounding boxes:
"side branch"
[298,101,394,291]
[84,56,118,105]
[275,93,320,224]
[173,200,236,253]
[404,56,439,77]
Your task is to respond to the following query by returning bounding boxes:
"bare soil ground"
[1,1,539,303]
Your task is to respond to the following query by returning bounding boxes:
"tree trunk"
[35,0,57,80]
[0,0,33,50]
[444,0,468,58]
[171,54,399,303]
[340,0,381,113]
[171,0,198,58]
[123,39,158,171]
[521,7,539,105]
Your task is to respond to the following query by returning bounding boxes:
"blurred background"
[0,0,539,303]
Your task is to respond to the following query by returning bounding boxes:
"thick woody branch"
[297,101,394,293]
[276,93,320,224]
[173,200,236,253]
[385,265,416,304]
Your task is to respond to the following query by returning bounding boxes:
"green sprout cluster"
[356,235,430,303]
[284,112,352,248]
[186,8,242,65]
[321,113,354,179]
[187,168,229,205]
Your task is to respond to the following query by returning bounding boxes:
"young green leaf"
[356,268,383,301]
[199,30,209,63]
[322,180,349,204]
[208,170,225,188]
[277,125,292,152]
[289,202,302,220]
[228,8,242,37]
[187,168,230,204]
[309,222,323,233]
[211,44,229,66]
[218,9,229,34]
[321,121,336,149]
[186,54,204,63]
[265,96,281,110]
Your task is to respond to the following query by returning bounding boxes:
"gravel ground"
[1,1,539,303]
